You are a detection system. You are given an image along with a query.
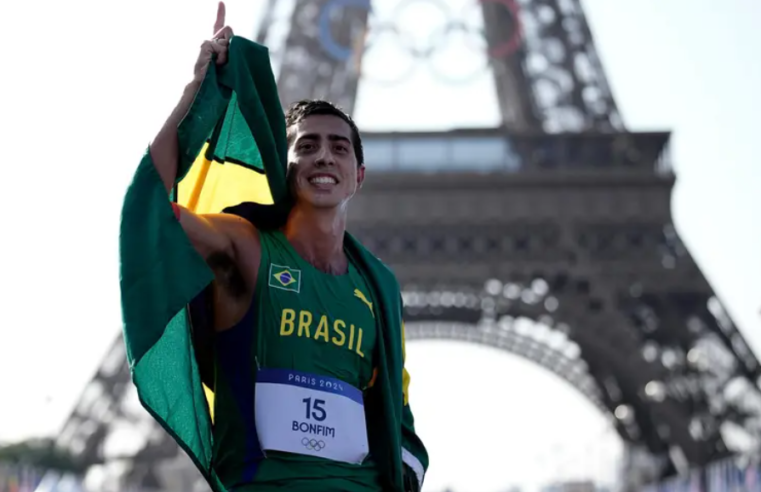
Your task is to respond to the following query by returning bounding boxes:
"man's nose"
[315,146,336,167]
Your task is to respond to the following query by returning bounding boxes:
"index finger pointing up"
[213,2,226,35]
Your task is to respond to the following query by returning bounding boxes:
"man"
[146,3,428,491]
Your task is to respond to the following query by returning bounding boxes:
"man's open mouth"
[308,175,338,185]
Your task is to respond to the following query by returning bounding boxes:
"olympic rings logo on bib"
[302,438,326,452]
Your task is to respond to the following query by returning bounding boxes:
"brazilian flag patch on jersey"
[269,264,302,293]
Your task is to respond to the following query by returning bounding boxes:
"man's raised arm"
[146,2,251,262]
[150,2,232,196]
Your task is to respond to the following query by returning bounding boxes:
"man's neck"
[283,204,348,275]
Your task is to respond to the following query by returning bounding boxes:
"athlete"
[148,3,427,491]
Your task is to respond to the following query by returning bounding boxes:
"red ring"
[480,0,523,58]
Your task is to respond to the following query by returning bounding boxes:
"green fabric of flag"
[119,36,428,492]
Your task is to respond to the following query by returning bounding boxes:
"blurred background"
[1,0,760,491]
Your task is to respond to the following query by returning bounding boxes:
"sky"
[0,0,760,491]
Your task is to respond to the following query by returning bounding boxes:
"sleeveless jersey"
[211,230,383,491]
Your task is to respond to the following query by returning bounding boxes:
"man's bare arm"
[176,205,260,331]
[172,206,244,259]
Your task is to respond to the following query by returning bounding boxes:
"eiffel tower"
[56,1,761,491]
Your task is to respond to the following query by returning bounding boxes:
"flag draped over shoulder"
[119,36,428,492]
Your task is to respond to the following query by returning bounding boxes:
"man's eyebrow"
[327,134,351,144]
[297,133,351,144]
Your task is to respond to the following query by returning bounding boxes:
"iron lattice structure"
[56,1,761,490]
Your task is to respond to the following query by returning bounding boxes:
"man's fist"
[193,2,234,82]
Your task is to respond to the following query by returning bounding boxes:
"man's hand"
[193,1,234,83]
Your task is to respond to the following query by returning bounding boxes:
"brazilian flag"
[119,36,286,491]
[119,36,427,492]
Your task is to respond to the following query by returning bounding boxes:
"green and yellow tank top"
[211,229,383,491]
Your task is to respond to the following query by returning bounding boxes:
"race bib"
[255,368,369,464]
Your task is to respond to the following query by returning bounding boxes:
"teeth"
[309,176,336,184]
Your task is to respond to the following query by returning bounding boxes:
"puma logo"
[354,289,374,317]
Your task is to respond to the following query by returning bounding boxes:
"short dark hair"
[284,99,364,166]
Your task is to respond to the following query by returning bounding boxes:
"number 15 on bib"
[255,368,370,464]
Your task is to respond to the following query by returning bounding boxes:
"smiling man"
[142,3,428,492]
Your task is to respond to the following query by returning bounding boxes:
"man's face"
[287,114,365,210]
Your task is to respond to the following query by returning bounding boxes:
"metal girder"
[483,0,624,132]
[54,339,205,491]
[262,0,369,113]
[392,276,761,468]
[257,0,623,131]
[344,147,761,471]
[405,320,608,413]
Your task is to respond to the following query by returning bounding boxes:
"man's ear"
[357,164,366,189]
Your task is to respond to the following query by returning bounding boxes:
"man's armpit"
[207,251,248,299]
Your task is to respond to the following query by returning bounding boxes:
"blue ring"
[318,0,372,62]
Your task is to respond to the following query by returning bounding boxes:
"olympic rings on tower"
[317,0,524,86]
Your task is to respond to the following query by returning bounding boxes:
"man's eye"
[299,144,314,151]
[335,145,348,153]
